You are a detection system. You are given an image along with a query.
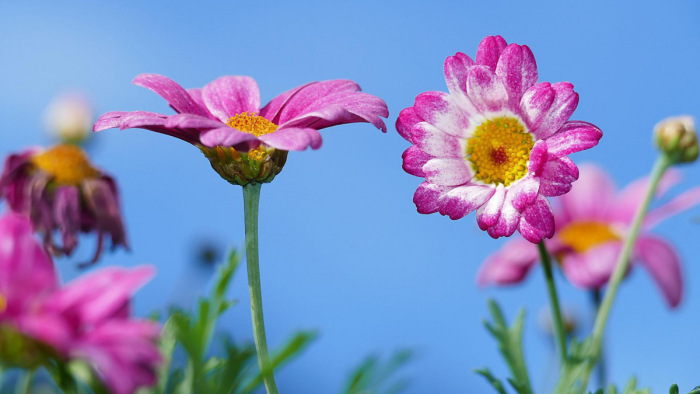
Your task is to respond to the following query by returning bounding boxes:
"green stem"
[590,289,606,389]
[15,369,33,394]
[538,241,568,364]
[243,182,279,394]
[582,155,671,387]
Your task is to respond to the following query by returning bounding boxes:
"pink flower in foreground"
[478,164,700,307]
[0,213,159,393]
[398,35,602,243]
[0,144,128,265]
[94,74,388,185]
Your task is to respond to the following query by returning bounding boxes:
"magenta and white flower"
[397,35,603,243]
[94,74,388,185]
[0,213,159,393]
[477,164,700,308]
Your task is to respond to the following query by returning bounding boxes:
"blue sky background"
[2,1,700,392]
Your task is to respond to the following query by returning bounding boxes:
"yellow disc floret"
[558,221,621,253]
[226,112,278,137]
[467,117,534,186]
[31,144,99,186]
[0,292,6,313]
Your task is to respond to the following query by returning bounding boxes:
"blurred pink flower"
[94,74,388,185]
[477,164,700,307]
[0,144,127,265]
[0,213,159,394]
[397,35,602,243]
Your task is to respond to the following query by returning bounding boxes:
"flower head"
[44,91,94,144]
[478,164,700,308]
[0,144,128,265]
[398,35,602,243]
[94,74,389,185]
[655,115,698,164]
[0,213,159,393]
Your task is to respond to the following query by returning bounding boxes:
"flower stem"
[243,182,279,394]
[538,241,567,364]
[587,155,671,371]
[15,369,33,394]
[590,289,606,388]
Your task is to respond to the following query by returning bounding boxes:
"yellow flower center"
[467,117,534,186]
[0,293,6,313]
[558,221,621,253]
[30,144,99,186]
[226,112,278,137]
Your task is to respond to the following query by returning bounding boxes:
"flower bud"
[199,144,288,186]
[44,92,93,144]
[655,116,698,163]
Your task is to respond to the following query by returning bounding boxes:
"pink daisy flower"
[94,74,388,185]
[0,213,159,393]
[0,144,128,265]
[397,35,602,243]
[477,164,700,308]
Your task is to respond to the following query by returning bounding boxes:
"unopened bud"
[44,92,93,144]
[655,116,698,163]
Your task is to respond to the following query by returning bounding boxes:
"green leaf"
[688,386,700,394]
[474,368,507,394]
[244,330,318,391]
[668,384,679,394]
[342,349,413,394]
[482,299,533,394]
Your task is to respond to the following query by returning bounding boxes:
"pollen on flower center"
[467,117,534,186]
[226,112,278,137]
[30,144,99,186]
[558,221,621,253]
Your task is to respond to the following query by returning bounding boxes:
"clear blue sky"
[1,1,700,392]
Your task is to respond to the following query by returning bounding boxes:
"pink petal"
[561,241,622,289]
[466,65,509,113]
[438,184,494,219]
[477,238,539,286]
[508,176,540,211]
[402,146,432,177]
[634,235,683,308]
[423,158,473,186]
[163,113,223,129]
[275,80,388,132]
[527,139,549,175]
[520,82,579,140]
[495,44,538,112]
[611,169,682,225]
[476,183,506,229]
[557,163,615,223]
[645,186,700,228]
[411,122,464,158]
[259,82,314,124]
[202,76,261,122]
[200,126,260,148]
[538,157,579,197]
[414,182,451,214]
[486,191,521,238]
[258,127,323,151]
[517,195,555,243]
[413,91,472,138]
[132,74,208,116]
[443,52,475,100]
[475,35,508,70]
[544,121,603,158]
[396,107,422,142]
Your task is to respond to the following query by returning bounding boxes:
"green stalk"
[15,369,33,394]
[538,241,568,364]
[243,182,279,394]
[581,155,671,387]
[590,289,606,389]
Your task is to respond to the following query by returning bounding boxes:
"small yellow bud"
[655,116,698,163]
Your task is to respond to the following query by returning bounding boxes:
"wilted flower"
[44,91,94,144]
[0,144,127,264]
[478,164,700,307]
[655,115,698,164]
[94,74,388,185]
[398,35,602,243]
[0,213,159,394]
